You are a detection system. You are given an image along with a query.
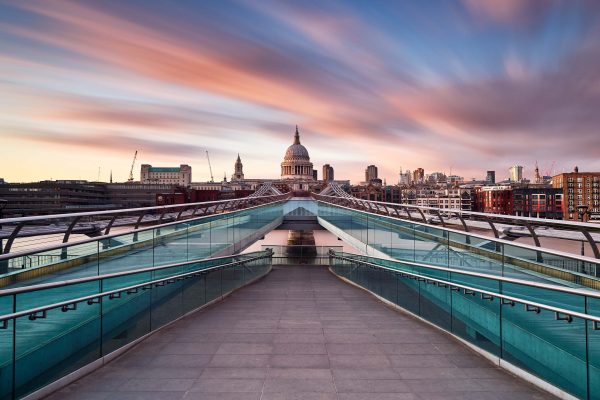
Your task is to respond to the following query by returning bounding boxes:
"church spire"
[294,125,300,144]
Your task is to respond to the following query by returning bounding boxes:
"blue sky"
[1,0,599,183]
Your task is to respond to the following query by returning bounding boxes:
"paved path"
[49,265,553,400]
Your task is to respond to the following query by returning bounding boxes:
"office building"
[413,168,425,184]
[399,169,411,186]
[323,164,334,182]
[509,165,523,182]
[141,164,192,186]
[365,165,378,183]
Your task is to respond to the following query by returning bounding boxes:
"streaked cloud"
[1,0,599,183]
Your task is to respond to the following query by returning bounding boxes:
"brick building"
[474,186,513,215]
[552,167,600,221]
[513,187,563,219]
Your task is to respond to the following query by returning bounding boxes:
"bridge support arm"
[2,222,26,254]
[436,211,446,227]
[453,212,469,232]
[523,222,541,248]
[580,228,600,259]
[104,215,118,235]
[63,216,82,243]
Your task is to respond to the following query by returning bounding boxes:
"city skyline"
[1,1,600,183]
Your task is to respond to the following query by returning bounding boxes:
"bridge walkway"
[49,265,553,400]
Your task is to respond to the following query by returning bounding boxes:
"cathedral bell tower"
[232,154,244,181]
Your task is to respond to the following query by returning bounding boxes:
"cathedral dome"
[281,125,314,181]
[284,127,310,161]
[284,143,310,161]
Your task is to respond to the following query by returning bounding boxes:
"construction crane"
[205,150,215,183]
[128,150,138,183]
[547,161,556,177]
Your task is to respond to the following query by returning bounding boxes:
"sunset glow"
[1,1,599,183]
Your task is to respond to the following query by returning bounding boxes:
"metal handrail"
[0,250,273,324]
[315,198,600,264]
[329,250,600,299]
[0,197,288,261]
[315,193,600,230]
[0,193,290,255]
[330,252,600,327]
[0,251,269,296]
[0,194,286,225]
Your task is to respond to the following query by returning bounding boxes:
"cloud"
[460,0,551,25]
[8,126,213,158]
[1,1,600,182]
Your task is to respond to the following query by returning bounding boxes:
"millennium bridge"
[0,184,599,400]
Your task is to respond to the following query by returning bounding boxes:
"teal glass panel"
[389,219,415,262]
[99,231,154,276]
[182,274,206,314]
[186,219,213,260]
[588,296,600,399]
[501,305,587,399]
[502,282,585,313]
[450,290,501,356]
[413,224,447,266]
[444,269,496,293]
[209,217,230,255]
[447,231,504,275]
[379,269,397,304]
[0,295,14,400]
[153,222,189,266]
[101,273,152,355]
[151,279,184,330]
[353,213,368,245]
[7,241,100,284]
[205,269,222,303]
[14,300,101,398]
[396,275,420,315]
[502,243,567,282]
[370,215,392,254]
[233,264,245,291]
[15,280,101,312]
[221,264,236,294]
[418,280,451,331]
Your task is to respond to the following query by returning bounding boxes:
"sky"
[1,0,600,184]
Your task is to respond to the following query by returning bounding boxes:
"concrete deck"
[49,265,554,400]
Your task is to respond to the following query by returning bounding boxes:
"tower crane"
[128,150,138,183]
[205,150,214,183]
[547,161,556,177]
